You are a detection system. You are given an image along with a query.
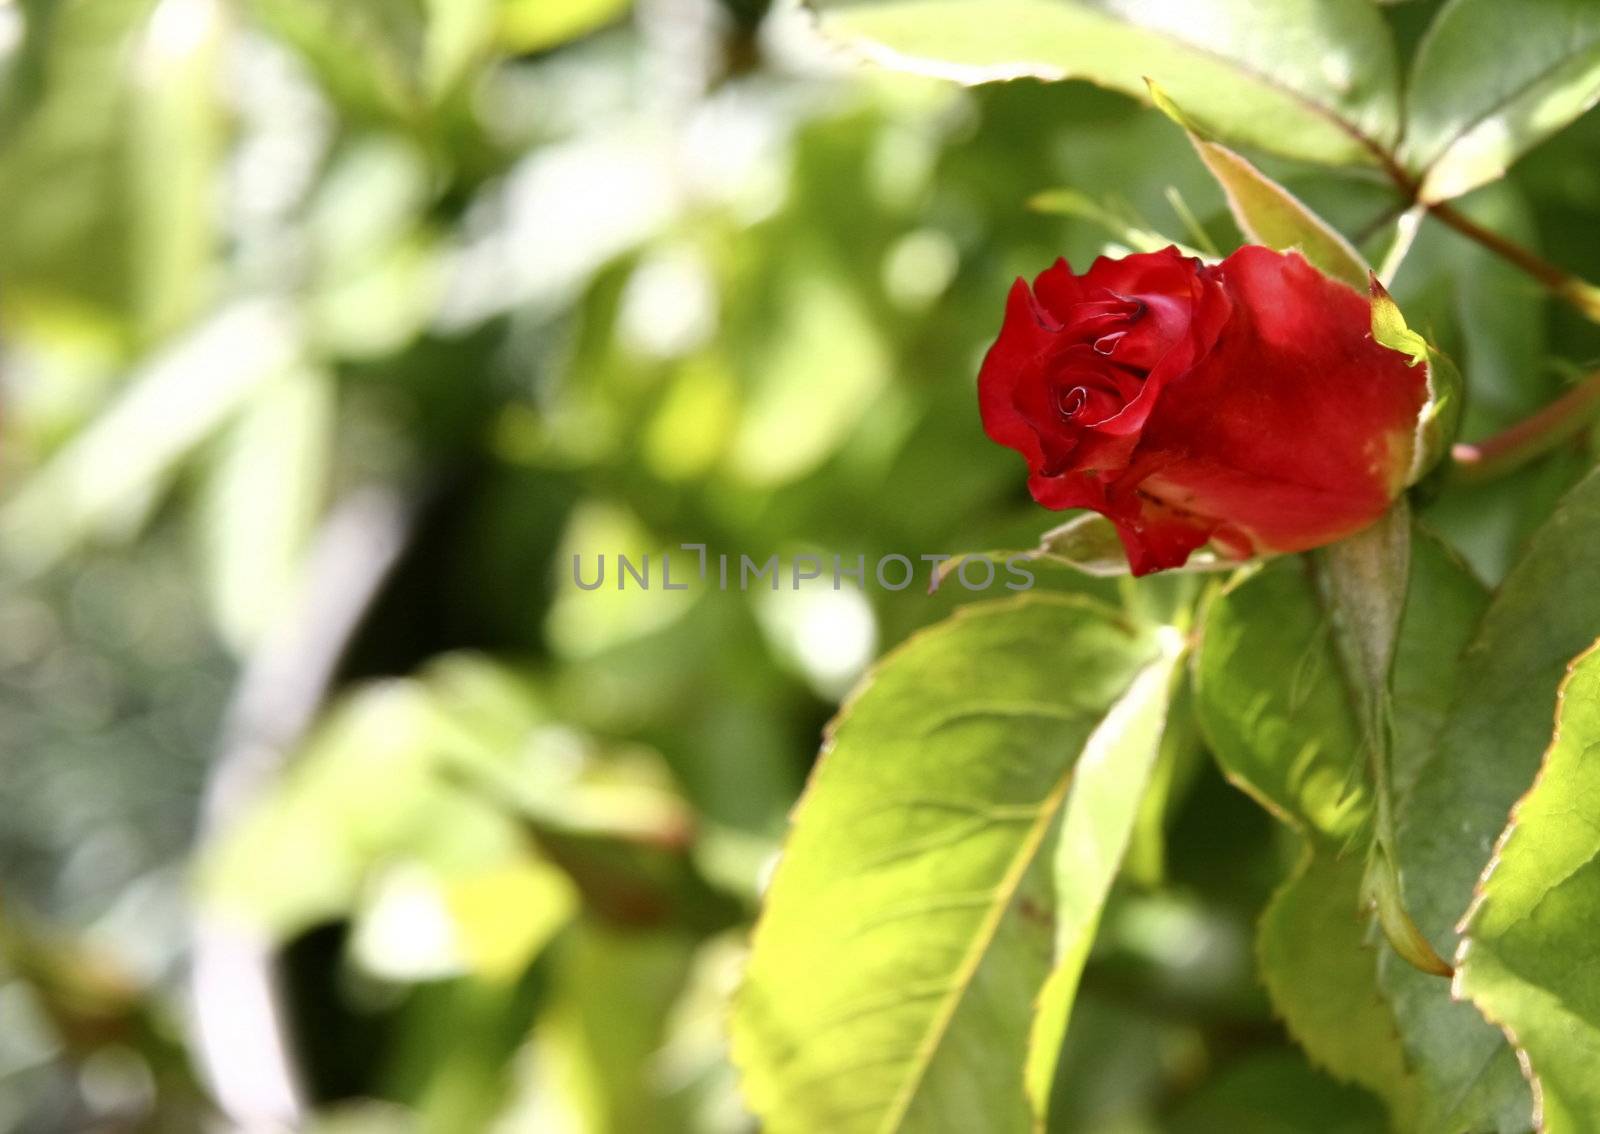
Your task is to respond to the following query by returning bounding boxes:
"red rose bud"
[979,245,1430,575]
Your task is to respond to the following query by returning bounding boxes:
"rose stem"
[1427,200,1600,323]
[1450,368,1600,483]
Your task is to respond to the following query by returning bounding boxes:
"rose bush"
[733,4,1600,1132]
[978,246,1429,574]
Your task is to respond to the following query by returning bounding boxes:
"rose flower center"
[1049,293,1153,427]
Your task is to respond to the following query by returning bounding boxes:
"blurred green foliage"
[1,0,1597,1131]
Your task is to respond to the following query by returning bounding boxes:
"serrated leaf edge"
[729,592,1147,1134]
[1451,638,1600,1133]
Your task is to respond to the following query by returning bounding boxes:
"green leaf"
[1403,0,1600,202]
[1386,530,1492,806]
[1390,468,1600,1132]
[1195,559,1400,1112]
[731,595,1163,1134]
[1456,641,1600,1133]
[806,0,1402,168]
[1195,532,1493,1125]
[1196,559,1365,844]
[1122,679,1206,888]
[1257,851,1419,1126]
[1147,80,1369,290]
[1315,505,1453,978]
[1025,629,1184,1126]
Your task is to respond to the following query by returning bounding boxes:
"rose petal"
[1123,247,1426,555]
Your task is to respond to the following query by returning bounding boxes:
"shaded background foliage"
[0,0,1596,1131]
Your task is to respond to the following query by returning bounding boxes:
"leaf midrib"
[875,652,1161,1134]
[873,749,1074,1134]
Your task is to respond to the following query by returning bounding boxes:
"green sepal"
[1368,274,1464,487]
[1147,78,1370,290]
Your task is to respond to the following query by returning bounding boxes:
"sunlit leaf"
[732,594,1163,1133]
[807,0,1402,168]
[1456,641,1600,1133]
[1025,629,1183,1125]
[1389,468,1600,1133]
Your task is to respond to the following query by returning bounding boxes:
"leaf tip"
[1143,77,1207,139]
[1366,846,1455,978]
[1367,279,1428,368]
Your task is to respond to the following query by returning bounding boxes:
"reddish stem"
[1428,202,1600,323]
[1451,369,1600,482]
